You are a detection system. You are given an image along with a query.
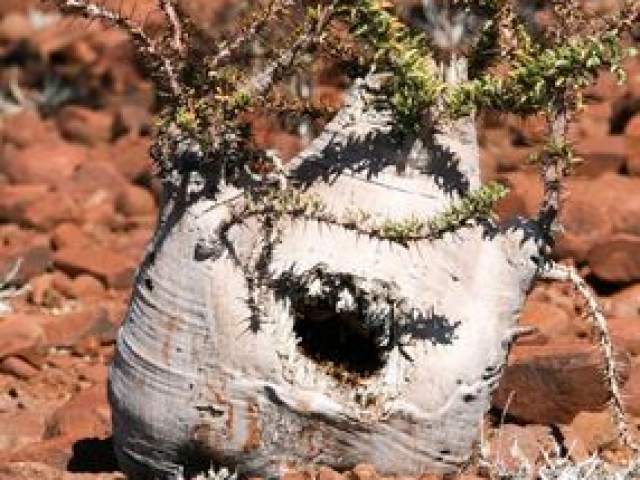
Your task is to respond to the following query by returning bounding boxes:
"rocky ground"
[0,1,640,479]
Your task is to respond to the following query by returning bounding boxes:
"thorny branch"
[50,0,182,97]
[158,0,186,57]
[537,103,570,244]
[541,262,640,456]
[240,2,338,100]
[209,0,296,69]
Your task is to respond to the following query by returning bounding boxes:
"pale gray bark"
[108,60,546,478]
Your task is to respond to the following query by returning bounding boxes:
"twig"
[240,2,337,100]
[537,103,570,243]
[158,0,186,57]
[49,0,182,97]
[209,0,295,69]
[541,261,640,455]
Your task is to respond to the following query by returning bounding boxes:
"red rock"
[484,424,554,473]
[35,307,116,348]
[51,223,93,250]
[0,110,57,148]
[555,198,613,261]
[625,115,640,137]
[61,160,129,194]
[561,410,617,457]
[496,173,543,219]
[0,184,51,224]
[609,318,640,357]
[595,182,640,238]
[573,135,628,177]
[317,466,347,480]
[68,275,106,300]
[43,383,110,440]
[29,273,66,308]
[0,11,34,41]
[1,141,86,186]
[115,184,156,217]
[604,283,640,318]
[569,102,611,141]
[349,464,377,480]
[20,191,82,231]
[622,365,640,417]
[114,104,152,137]
[56,106,115,145]
[627,154,640,176]
[0,356,40,379]
[0,237,52,285]
[53,246,135,288]
[106,134,153,182]
[587,234,640,283]
[493,343,629,424]
[517,299,573,345]
[0,436,77,470]
[0,409,48,451]
[0,315,45,360]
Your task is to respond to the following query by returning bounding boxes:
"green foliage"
[446,30,632,117]
[341,0,443,132]
[234,182,509,243]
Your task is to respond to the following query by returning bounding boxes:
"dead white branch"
[541,261,640,455]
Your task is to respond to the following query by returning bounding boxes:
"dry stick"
[209,0,295,69]
[541,262,640,455]
[158,0,186,56]
[537,103,569,242]
[241,2,337,100]
[52,0,182,97]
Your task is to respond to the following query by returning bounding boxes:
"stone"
[609,317,640,357]
[0,356,40,379]
[68,275,106,300]
[106,134,153,182]
[573,136,628,178]
[43,383,110,440]
[484,424,554,473]
[625,114,640,137]
[0,184,51,224]
[0,236,52,285]
[20,191,82,231]
[0,315,45,361]
[628,153,640,176]
[561,410,616,458]
[517,299,574,345]
[114,104,152,137]
[29,273,66,309]
[349,464,378,480]
[622,365,640,417]
[51,223,94,250]
[0,409,48,452]
[604,284,640,318]
[569,102,611,141]
[115,184,156,217]
[317,466,347,480]
[34,307,116,348]
[587,234,640,284]
[0,11,34,41]
[56,106,115,145]
[496,173,543,219]
[52,246,135,288]
[0,110,57,148]
[554,197,613,262]
[1,141,86,186]
[493,343,629,424]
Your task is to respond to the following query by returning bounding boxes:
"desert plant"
[47,0,640,479]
